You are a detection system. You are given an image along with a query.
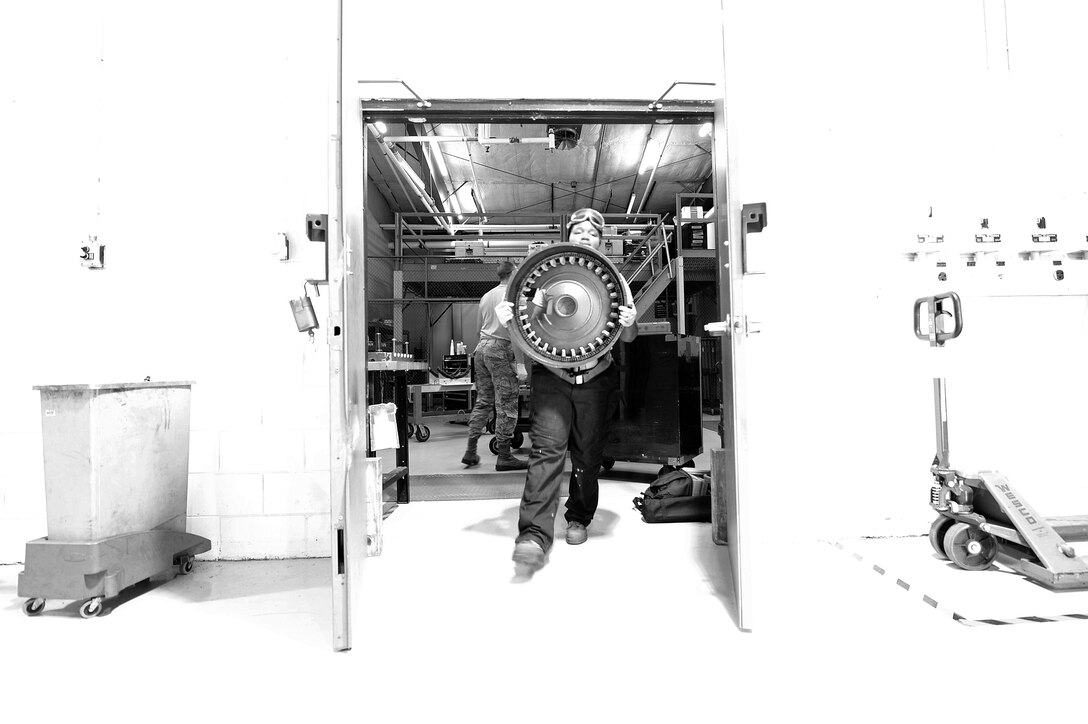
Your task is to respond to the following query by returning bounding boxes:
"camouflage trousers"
[468,338,520,442]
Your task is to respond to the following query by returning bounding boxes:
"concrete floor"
[4,420,1088,720]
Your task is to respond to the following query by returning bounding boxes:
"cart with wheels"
[916,292,1088,590]
[19,530,211,617]
[18,381,212,617]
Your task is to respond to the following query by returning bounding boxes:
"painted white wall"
[3,0,1086,564]
[730,0,1088,540]
[0,1,337,561]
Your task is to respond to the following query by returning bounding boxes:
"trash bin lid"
[33,381,195,392]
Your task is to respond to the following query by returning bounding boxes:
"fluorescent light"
[374,121,388,135]
[698,122,712,137]
[639,140,660,174]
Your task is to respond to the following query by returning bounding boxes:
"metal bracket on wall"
[306,213,330,286]
[740,202,767,275]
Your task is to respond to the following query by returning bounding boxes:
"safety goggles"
[566,208,605,231]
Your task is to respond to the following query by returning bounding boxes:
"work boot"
[495,439,528,471]
[512,539,545,574]
[461,435,480,467]
[565,521,588,545]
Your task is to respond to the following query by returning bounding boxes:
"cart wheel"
[406,423,415,437]
[79,598,103,619]
[179,557,195,575]
[486,417,496,434]
[416,426,430,442]
[22,598,45,616]
[512,431,524,449]
[489,436,500,455]
[929,516,955,560]
[942,523,998,571]
[601,457,614,471]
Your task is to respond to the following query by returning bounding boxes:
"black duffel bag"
[632,469,711,523]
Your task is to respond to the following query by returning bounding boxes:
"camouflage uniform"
[468,338,519,442]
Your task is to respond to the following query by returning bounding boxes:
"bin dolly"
[917,291,1088,590]
[18,529,210,618]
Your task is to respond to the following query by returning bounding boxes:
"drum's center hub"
[554,294,577,317]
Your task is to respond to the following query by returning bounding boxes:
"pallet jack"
[916,291,1088,589]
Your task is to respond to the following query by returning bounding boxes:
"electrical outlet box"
[80,242,105,269]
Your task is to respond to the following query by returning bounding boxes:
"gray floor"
[5,420,1088,720]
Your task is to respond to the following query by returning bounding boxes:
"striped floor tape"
[823,539,1088,627]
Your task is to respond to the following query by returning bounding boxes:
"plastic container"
[33,381,194,542]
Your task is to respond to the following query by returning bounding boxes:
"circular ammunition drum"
[505,243,634,368]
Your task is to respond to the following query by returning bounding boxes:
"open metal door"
[708,1,763,632]
[329,0,372,652]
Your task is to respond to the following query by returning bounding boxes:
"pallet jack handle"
[914,292,963,470]
[913,291,963,347]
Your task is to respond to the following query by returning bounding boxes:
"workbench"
[366,359,429,504]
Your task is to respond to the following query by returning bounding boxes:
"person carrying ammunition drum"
[495,208,638,575]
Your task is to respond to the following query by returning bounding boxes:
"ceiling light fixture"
[698,122,712,137]
[374,121,388,135]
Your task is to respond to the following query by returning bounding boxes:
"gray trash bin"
[18,381,210,618]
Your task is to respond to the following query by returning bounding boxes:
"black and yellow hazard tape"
[825,539,1088,627]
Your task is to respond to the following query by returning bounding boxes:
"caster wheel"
[22,598,45,616]
[601,457,614,471]
[486,418,496,434]
[179,557,195,575]
[79,598,103,619]
[416,426,431,442]
[489,437,500,455]
[406,423,415,437]
[929,516,955,560]
[512,431,524,449]
[943,522,998,571]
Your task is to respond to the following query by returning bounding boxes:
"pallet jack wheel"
[22,598,45,616]
[79,598,103,619]
[416,426,430,442]
[929,516,955,560]
[942,522,998,571]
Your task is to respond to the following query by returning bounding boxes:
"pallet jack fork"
[917,291,1088,590]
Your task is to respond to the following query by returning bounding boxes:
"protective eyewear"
[567,208,605,230]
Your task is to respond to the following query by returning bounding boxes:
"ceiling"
[362,99,717,252]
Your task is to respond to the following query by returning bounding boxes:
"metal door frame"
[329,0,371,652]
[328,0,755,647]
[710,0,757,631]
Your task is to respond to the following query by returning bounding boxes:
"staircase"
[616,218,679,317]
